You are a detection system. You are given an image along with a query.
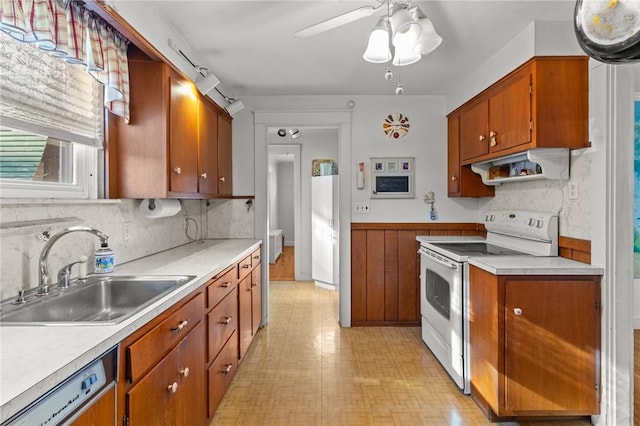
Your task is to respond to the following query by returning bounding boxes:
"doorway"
[254,111,352,328]
[267,128,340,287]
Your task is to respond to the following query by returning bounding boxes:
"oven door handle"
[419,247,459,270]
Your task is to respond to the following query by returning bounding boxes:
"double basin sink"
[0,275,196,326]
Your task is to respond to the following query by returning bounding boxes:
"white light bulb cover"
[363,16,391,63]
[195,72,220,95]
[392,43,421,66]
[390,7,421,48]
[415,17,442,56]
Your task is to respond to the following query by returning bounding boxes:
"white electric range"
[416,210,558,394]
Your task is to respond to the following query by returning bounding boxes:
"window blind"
[0,32,103,147]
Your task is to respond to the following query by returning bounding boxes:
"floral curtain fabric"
[0,0,130,122]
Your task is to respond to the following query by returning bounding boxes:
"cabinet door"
[217,114,233,196]
[447,115,461,195]
[460,99,489,162]
[488,69,531,154]
[198,99,219,196]
[504,279,599,414]
[175,322,206,426]
[127,344,179,425]
[238,274,253,359]
[169,73,199,194]
[251,265,262,335]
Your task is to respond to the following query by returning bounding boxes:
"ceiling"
[147,1,578,98]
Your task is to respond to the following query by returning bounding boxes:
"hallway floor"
[210,281,592,425]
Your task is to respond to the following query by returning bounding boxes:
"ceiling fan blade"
[294,4,384,38]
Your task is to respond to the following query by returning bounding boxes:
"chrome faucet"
[38,226,109,295]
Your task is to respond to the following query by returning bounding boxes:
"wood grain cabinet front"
[118,292,206,426]
[207,330,238,417]
[106,58,233,199]
[69,386,115,426]
[207,286,238,363]
[456,57,588,166]
[447,112,494,198]
[238,249,262,360]
[126,322,205,426]
[469,265,600,419]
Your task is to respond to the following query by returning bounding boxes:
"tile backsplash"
[0,198,256,301]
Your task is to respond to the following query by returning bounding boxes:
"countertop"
[468,255,604,275]
[0,238,261,422]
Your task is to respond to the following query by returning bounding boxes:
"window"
[0,33,103,199]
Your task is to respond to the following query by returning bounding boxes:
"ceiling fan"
[294,1,388,38]
[293,0,442,69]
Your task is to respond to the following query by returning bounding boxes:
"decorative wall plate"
[574,0,640,63]
[383,113,410,139]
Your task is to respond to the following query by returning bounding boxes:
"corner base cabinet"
[468,265,600,418]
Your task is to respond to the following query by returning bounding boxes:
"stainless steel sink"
[0,275,196,326]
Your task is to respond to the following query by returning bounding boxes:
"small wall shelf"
[471,148,570,186]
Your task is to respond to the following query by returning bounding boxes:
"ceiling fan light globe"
[415,18,443,55]
[392,44,422,66]
[390,7,421,47]
[363,27,392,63]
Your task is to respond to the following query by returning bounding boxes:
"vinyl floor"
[210,281,593,426]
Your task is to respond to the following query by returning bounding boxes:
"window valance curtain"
[0,0,130,122]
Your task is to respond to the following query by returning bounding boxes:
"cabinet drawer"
[207,286,238,364]
[238,254,252,281]
[207,330,239,418]
[207,266,237,309]
[250,248,261,269]
[128,293,204,382]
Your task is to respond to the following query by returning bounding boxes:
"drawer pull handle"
[478,135,486,141]
[200,172,207,179]
[221,364,233,375]
[513,307,522,316]
[219,176,226,182]
[242,264,250,269]
[173,167,182,175]
[171,320,189,333]
[220,316,232,325]
[251,283,257,288]
[451,175,457,182]
[220,282,231,288]
[253,255,259,259]
[168,382,178,393]
[180,367,190,378]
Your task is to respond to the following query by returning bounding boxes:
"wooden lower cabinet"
[126,321,205,426]
[208,330,239,416]
[239,248,262,359]
[469,265,600,418]
[70,386,115,426]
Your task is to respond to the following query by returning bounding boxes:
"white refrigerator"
[311,175,339,290]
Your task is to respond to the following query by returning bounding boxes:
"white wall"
[276,162,295,245]
[235,96,482,223]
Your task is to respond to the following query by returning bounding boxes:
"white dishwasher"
[2,346,117,426]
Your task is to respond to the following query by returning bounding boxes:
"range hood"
[470,148,570,186]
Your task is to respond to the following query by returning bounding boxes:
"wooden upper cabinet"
[460,99,489,162]
[217,114,233,196]
[454,56,588,166]
[448,112,494,198]
[106,59,233,199]
[487,66,531,154]
[198,99,219,196]
[169,71,199,195]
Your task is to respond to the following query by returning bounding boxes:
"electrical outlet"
[123,222,132,241]
[568,182,579,200]
[353,202,371,214]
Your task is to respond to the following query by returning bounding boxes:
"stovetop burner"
[430,242,527,257]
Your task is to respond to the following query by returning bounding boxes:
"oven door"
[419,246,466,392]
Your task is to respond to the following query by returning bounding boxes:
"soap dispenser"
[94,242,115,273]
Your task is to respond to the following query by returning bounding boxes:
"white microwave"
[370,157,414,199]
